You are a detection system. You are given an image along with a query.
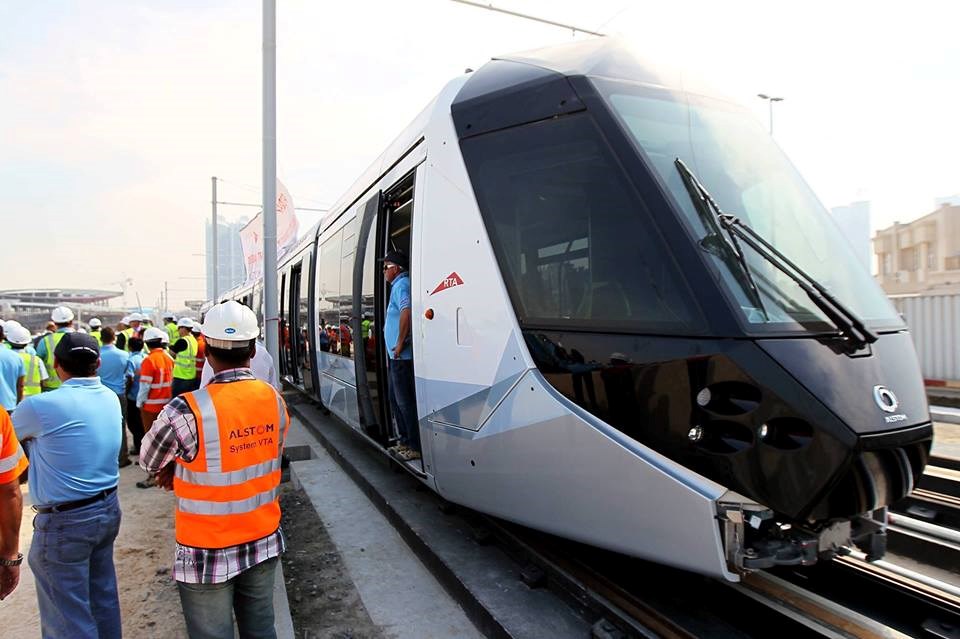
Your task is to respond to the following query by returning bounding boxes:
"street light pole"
[757,93,784,135]
[211,176,219,301]
[262,0,279,363]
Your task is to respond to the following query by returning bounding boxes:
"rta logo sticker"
[873,385,899,413]
[430,272,464,296]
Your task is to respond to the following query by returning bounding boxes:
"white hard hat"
[177,317,194,328]
[89,318,102,328]
[5,324,31,346]
[143,327,167,343]
[202,301,259,348]
[163,312,175,320]
[121,316,131,325]
[128,312,144,322]
[3,320,22,333]
[51,306,75,323]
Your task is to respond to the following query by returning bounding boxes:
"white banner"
[239,179,300,285]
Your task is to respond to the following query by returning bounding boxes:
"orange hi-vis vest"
[194,334,206,375]
[174,379,289,549]
[140,348,174,413]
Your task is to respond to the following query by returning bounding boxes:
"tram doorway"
[353,169,425,472]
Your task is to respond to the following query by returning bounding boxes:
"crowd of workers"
[0,301,286,638]
[0,249,418,638]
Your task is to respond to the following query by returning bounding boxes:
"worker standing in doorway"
[35,306,75,391]
[381,250,421,461]
[140,301,289,638]
[170,318,198,397]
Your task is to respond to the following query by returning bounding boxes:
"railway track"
[888,456,960,573]
[482,511,960,638]
[291,396,960,638]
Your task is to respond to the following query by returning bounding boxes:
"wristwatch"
[0,553,22,566]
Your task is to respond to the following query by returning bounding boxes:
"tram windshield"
[596,79,902,333]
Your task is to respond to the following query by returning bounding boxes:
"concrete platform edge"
[273,560,295,639]
[287,400,512,639]
[931,406,960,425]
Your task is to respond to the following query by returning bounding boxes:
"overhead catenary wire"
[217,177,333,208]
[447,0,606,37]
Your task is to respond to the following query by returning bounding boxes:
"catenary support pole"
[262,0,279,363]
[211,176,219,300]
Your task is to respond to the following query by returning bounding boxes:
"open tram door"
[352,169,427,474]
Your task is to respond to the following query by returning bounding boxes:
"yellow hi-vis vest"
[40,332,68,390]
[166,322,179,345]
[120,327,134,351]
[16,350,43,398]
[173,333,198,380]
[89,330,102,345]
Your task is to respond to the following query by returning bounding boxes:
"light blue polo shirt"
[0,347,25,411]
[384,271,412,360]
[126,350,146,401]
[98,344,132,395]
[12,377,121,505]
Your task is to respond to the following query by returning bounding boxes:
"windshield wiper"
[674,159,768,320]
[674,158,878,349]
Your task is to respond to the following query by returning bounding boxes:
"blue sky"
[1,1,958,307]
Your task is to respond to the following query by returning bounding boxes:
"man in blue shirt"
[382,250,421,461]
[0,324,24,412]
[12,332,122,639]
[125,336,147,456]
[97,327,134,467]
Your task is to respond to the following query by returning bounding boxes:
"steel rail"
[730,571,910,639]
[837,551,960,604]
[483,521,695,639]
[888,512,960,546]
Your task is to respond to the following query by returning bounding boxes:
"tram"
[214,38,932,581]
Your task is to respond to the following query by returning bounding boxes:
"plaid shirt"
[139,367,286,584]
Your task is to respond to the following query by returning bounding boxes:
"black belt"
[33,486,117,514]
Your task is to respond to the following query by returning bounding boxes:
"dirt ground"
[279,486,383,639]
[0,463,188,638]
[0,466,384,638]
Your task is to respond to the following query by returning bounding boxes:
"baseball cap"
[53,332,100,367]
[380,250,408,270]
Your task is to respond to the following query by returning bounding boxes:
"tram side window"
[339,218,357,360]
[279,270,293,376]
[317,230,342,354]
[461,113,699,331]
[297,260,313,387]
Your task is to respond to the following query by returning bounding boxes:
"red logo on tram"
[430,272,464,296]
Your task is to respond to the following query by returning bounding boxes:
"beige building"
[873,204,960,294]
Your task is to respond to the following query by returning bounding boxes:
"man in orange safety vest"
[139,301,289,638]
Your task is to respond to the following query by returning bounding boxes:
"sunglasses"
[382,263,398,271]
